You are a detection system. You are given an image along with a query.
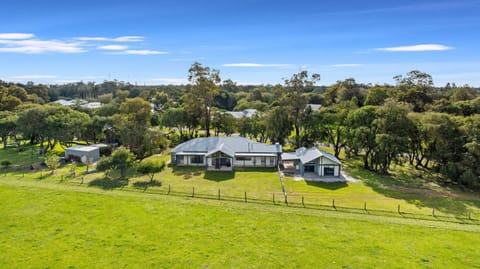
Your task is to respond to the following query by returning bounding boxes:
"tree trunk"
[295,124,300,147]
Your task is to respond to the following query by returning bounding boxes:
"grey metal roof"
[281,147,341,165]
[224,109,257,119]
[172,137,282,155]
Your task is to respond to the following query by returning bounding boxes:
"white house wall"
[234,156,276,167]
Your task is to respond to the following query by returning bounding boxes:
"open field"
[1,181,480,268]
[1,145,480,267]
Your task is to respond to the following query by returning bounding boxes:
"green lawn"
[1,182,479,268]
[2,146,479,221]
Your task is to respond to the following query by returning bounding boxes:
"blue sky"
[1,0,479,86]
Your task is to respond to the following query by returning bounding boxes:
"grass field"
[1,182,480,268]
[1,144,480,267]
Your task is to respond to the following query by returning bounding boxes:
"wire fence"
[2,169,479,226]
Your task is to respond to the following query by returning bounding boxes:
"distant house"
[281,147,341,177]
[64,144,110,163]
[306,104,322,112]
[171,137,282,171]
[52,99,103,109]
[225,109,257,119]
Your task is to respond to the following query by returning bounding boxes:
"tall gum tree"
[185,62,221,137]
[282,71,320,147]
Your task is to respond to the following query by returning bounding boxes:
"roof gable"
[281,147,341,165]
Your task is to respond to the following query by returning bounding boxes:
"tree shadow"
[89,177,128,190]
[203,171,235,181]
[305,181,348,190]
[172,166,203,180]
[133,180,162,192]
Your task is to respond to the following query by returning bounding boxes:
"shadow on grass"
[203,171,235,181]
[133,180,162,192]
[305,181,348,190]
[89,177,128,190]
[343,155,480,216]
[172,166,203,180]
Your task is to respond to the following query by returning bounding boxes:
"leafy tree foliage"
[44,154,60,174]
[137,158,166,182]
[185,62,221,137]
[282,71,320,147]
[113,97,152,158]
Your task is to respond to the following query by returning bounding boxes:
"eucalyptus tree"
[185,62,221,137]
[282,71,320,147]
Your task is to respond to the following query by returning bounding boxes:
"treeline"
[1,64,480,186]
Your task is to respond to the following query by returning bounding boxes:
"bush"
[1,160,12,168]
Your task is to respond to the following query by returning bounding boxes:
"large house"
[281,147,341,177]
[170,137,282,171]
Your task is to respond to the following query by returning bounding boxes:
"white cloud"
[150,78,189,85]
[332,64,362,67]
[74,36,144,42]
[375,44,453,52]
[0,33,35,40]
[113,36,144,42]
[222,63,291,67]
[74,37,108,41]
[98,45,128,50]
[121,49,168,55]
[0,40,85,53]
[0,33,163,54]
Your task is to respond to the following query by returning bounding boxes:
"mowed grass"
[1,183,480,268]
[2,146,479,221]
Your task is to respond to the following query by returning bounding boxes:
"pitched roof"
[172,137,281,155]
[281,147,341,165]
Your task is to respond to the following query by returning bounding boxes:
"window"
[261,157,266,166]
[324,167,335,176]
[191,156,204,164]
[270,157,275,165]
[235,156,252,161]
[177,155,184,164]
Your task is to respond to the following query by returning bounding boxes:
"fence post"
[273,193,275,204]
[364,201,367,211]
[192,187,195,198]
[397,204,401,214]
[168,184,171,194]
[244,191,247,203]
[81,176,84,184]
[302,196,305,207]
[332,199,335,209]
[432,208,435,217]
[218,188,221,200]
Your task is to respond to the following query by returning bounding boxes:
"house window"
[191,156,204,164]
[324,167,335,176]
[270,157,275,165]
[261,157,266,166]
[235,156,252,161]
[177,155,184,164]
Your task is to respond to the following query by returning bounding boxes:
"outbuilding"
[281,147,341,177]
[64,144,109,163]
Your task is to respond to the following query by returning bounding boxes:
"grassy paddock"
[1,146,479,222]
[1,183,480,268]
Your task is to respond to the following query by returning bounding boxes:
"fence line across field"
[2,170,478,224]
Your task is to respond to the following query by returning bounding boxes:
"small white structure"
[65,145,107,163]
[225,109,257,119]
[281,147,341,177]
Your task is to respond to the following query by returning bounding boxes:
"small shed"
[65,145,101,163]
